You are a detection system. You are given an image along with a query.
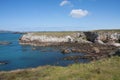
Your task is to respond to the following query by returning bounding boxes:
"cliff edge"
[19,31,120,47]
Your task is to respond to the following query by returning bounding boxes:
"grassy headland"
[31,31,80,37]
[0,56,120,80]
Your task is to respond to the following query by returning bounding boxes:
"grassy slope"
[0,56,120,80]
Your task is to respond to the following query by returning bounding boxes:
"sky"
[0,0,120,31]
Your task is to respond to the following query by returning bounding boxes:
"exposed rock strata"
[19,32,120,47]
[84,32,120,46]
[19,32,91,46]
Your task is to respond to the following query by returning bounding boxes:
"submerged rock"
[0,61,8,65]
[0,41,12,45]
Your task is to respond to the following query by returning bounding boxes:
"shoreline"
[0,30,120,80]
[19,31,120,61]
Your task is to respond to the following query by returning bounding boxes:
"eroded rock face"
[84,32,98,42]
[19,32,120,47]
[20,33,69,42]
[84,32,120,46]
[19,32,91,46]
[19,33,72,46]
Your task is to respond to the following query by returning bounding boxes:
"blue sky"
[0,0,120,31]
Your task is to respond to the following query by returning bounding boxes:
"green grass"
[30,29,120,37]
[31,31,81,37]
[93,29,120,33]
[28,29,120,38]
[0,56,120,80]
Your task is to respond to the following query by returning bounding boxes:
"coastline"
[19,31,120,61]
[0,30,120,80]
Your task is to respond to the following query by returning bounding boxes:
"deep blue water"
[0,33,89,71]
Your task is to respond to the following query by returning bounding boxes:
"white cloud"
[60,0,73,7]
[70,9,89,18]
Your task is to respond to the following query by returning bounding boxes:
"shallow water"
[0,32,89,71]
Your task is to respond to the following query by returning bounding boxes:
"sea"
[0,32,89,71]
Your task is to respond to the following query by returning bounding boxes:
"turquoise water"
[0,33,88,71]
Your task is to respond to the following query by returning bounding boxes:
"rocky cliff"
[19,31,120,47]
[84,31,120,46]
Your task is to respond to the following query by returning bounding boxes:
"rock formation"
[19,32,91,46]
[84,32,120,46]
[19,31,120,61]
[19,31,120,47]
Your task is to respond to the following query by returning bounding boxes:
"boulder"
[94,39,105,44]
[92,47,100,53]
[84,32,98,42]
[61,49,71,54]
[111,43,120,47]
[75,38,92,43]
[0,61,8,65]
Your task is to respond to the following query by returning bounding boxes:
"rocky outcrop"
[19,31,120,62]
[19,31,120,47]
[19,32,91,46]
[20,33,72,46]
[61,43,117,61]
[61,49,71,54]
[84,32,120,46]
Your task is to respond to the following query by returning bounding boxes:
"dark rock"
[109,48,120,56]
[0,61,8,65]
[84,32,98,42]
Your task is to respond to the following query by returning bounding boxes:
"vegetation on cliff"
[32,31,80,37]
[94,29,120,33]
[0,56,120,80]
